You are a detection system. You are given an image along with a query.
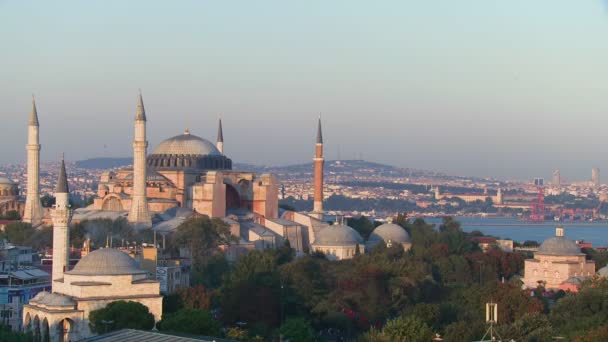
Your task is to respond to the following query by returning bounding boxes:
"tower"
[128,93,152,228]
[217,118,224,154]
[496,188,503,205]
[23,96,44,226]
[592,167,600,189]
[312,117,324,220]
[553,170,561,187]
[51,157,72,284]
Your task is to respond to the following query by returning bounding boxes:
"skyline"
[2,1,608,180]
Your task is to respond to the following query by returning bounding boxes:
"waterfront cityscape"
[2,1,608,342]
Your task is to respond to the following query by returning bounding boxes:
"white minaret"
[51,157,71,284]
[217,118,224,154]
[128,93,152,228]
[23,96,44,226]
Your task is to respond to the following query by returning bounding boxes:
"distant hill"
[76,158,132,169]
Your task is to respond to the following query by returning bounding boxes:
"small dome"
[67,248,146,276]
[368,223,410,246]
[598,265,608,277]
[563,276,582,285]
[0,177,15,185]
[538,236,582,256]
[152,131,220,156]
[312,224,364,246]
[30,291,75,307]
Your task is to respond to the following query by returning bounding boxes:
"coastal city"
[2,2,608,342]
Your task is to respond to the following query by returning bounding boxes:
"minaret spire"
[51,155,72,285]
[128,93,152,228]
[23,96,44,226]
[312,116,324,220]
[217,117,224,154]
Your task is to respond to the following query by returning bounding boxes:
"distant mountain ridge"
[76,158,133,169]
[74,157,440,179]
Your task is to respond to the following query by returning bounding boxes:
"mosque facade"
[522,227,595,290]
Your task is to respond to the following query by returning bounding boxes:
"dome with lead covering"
[312,224,364,246]
[0,177,15,185]
[368,223,410,246]
[30,291,75,307]
[598,266,608,277]
[66,248,146,276]
[538,236,582,256]
[147,130,232,171]
[153,131,220,156]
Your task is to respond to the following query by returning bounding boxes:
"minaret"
[217,118,224,154]
[128,93,152,228]
[23,96,44,226]
[51,157,71,284]
[312,117,324,220]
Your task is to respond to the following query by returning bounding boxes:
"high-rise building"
[592,167,600,188]
[553,170,561,187]
[22,97,43,226]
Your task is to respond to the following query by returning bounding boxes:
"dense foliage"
[88,301,155,333]
[158,309,221,336]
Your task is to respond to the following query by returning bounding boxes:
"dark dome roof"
[312,224,364,246]
[538,236,582,256]
[67,248,146,276]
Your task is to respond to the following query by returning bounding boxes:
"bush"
[158,309,221,336]
[89,301,155,333]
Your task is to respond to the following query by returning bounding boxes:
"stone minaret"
[51,157,71,284]
[128,93,152,228]
[217,118,224,154]
[23,96,44,226]
[312,118,324,220]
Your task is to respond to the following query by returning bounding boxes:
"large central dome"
[153,130,221,156]
[147,130,232,171]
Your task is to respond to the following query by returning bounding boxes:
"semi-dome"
[66,248,147,276]
[0,177,15,185]
[538,235,582,256]
[368,223,410,246]
[598,265,608,277]
[153,130,221,156]
[30,291,75,307]
[313,224,364,246]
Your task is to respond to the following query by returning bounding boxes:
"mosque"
[0,176,23,217]
[522,227,595,291]
[12,95,412,340]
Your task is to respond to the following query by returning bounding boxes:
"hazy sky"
[1,1,608,181]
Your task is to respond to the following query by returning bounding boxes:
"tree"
[279,317,315,342]
[170,216,236,265]
[574,325,608,342]
[0,210,20,220]
[175,284,213,310]
[158,309,220,336]
[360,315,432,342]
[0,324,32,342]
[40,194,55,208]
[347,216,376,240]
[89,301,155,333]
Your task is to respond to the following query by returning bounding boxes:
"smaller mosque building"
[522,227,595,290]
[311,222,365,260]
[22,160,162,342]
[0,176,22,217]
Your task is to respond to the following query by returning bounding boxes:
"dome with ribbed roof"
[153,131,220,156]
[66,248,146,276]
[147,130,232,171]
[598,265,608,277]
[312,224,363,246]
[368,223,410,246]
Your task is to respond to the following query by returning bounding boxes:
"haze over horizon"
[1,1,608,181]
